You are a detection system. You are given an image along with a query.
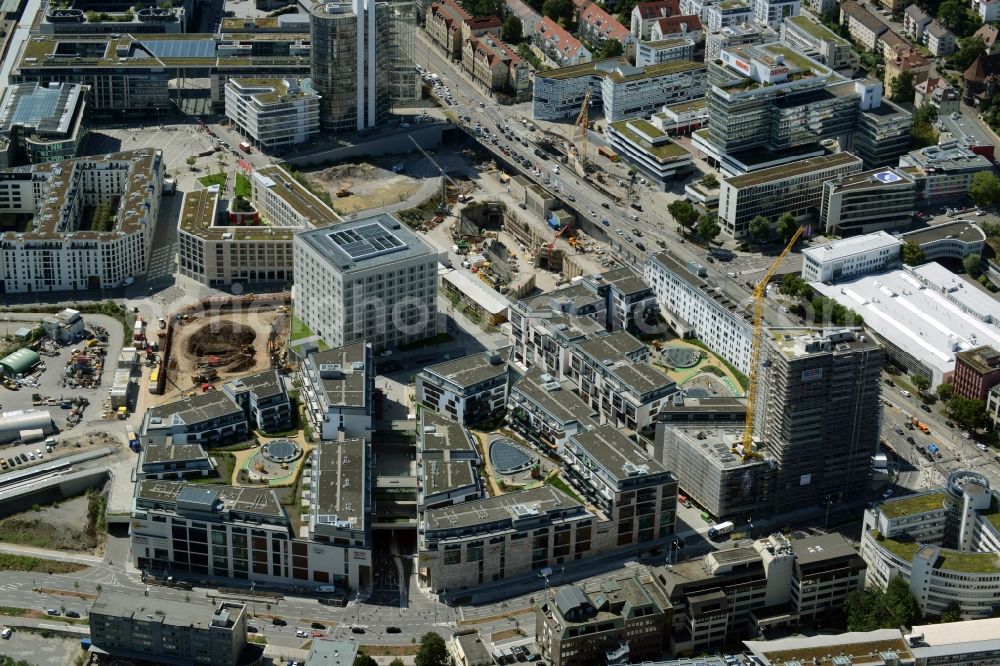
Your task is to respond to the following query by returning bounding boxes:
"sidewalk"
[0,543,102,566]
[0,614,89,637]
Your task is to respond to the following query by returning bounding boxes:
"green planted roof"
[610,120,689,161]
[879,491,947,519]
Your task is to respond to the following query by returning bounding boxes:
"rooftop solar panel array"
[143,39,217,59]
[328,223,405,260]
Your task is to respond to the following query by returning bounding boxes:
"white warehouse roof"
[802,230,902,265]
[810,262,1000,384]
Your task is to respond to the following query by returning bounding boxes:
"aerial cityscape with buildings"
[0,0,999,662]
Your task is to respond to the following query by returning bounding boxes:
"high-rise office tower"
[759,329,883,508]
[311,0,408,132]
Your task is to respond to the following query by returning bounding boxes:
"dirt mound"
[315,163,380,183]
[186,321,257,356]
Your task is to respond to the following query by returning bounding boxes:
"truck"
[127,429,141,453]
[239,141,252,153]
[708,521,735,539]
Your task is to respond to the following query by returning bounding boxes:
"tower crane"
[574,88,591,150]
[736,225,805,460]
[409,135,460,211]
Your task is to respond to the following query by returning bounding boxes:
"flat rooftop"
[672,426,769,470]
[878,491,947,519]
[537,56,704,82]
[610,120,691,161]
[442,270,510,316]
[909,617,1000,654]
[224,369,284,400]
[228,77,318,104]
[569,424,666,481]
[511,365,599,427]
[791,532,860,565]
[136,480,286,519]
[575,330,647,362]
[90,591,244,630]
[424,459,475,495]
[609,361,676,397]
[296,213,437,272]
[725,152,862,189]
[421,409,477,453]
[0,82,84,136]
[811,264,1000,378]
[142,443,210,466]
[785,15,849,45]
[253,165,340,229]
[423,485,583,532]
[745,629,911,666]
[802,230,903,265]
[601,267,652,296]
[825,167,914,193]
[767,328,879,359]
[421,348,509,390]
[145,390,243,430]
[313,438,366,530]
[900,220,986,247]
[309,343,368,408]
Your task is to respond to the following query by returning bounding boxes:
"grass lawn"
[0,553,87,574]
[290,313,329,350]
[198,172,227,188]
[235,173,251,198]
[546,476,585,504]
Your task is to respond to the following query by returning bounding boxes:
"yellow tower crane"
[737,225,805,459]
[574,88,591,149]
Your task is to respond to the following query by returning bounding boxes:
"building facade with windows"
[952,345,1000,401]
[860,471,1000,619]
[818,168,916,237]
[139,391,249,446]
[299,342,374,441]
[293,214,441,351]
[221,370,292,433]
[800,231,903,282]
[0,83,89,168]
[224,77,320,148]
[415,348,510,425]
[780,16,856,70]
[0,149,163,293]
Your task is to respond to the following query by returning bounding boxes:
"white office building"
[607,118,694,189]
[811,262,1000,386]
[780,15,858,70]
[0,150,163,293]
[644,252,753,373]
[860,470,1000,620]
[819,168,916,237]
[224,78,321,149]
[706,1,753,31]
[753,0,798,29]
[293,213,441,351]
[801,231,903,283]
[299,342,374,441]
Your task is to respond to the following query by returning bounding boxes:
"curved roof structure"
[0,348,40,376]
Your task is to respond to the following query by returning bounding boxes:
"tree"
[594,39,624,59]
[748,215,770,243]
[416,632,450,666]
[938,0,981,36]
[697,214,720,242]
[844,576,922,631]
[939,602,963,623]
[699,173,719,189]
[947,36,986,70]
[913,374,930,391]
[890,69,915,103]
[901,241,925,266]
[667,199,698,228]
[541,0,573,25]
[948,396,989,428]
[780,274,811,298]
[970,171,1000,208]
[937,382,955,401]
[389,660,406,666]
[911,104,939,148]
[502,14,523,43]
[355,654,378,666]
[775,212,798,242]
[963,253,983,277]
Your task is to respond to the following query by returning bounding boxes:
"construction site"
[304,161,427,214]
[158,295,292,399]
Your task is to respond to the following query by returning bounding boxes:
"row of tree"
[666,200,800,245]
[355,633,451,666]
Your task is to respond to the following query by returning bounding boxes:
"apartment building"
[426,0,498,59]
[903,4,931,41]
[717,152,865,238]
[819,168,916,236]
[861,470,1000,619]
[655,425,775,519]
[704,23,764,61]
[88,593,247,666]
[536,572,671,666]
[566,332,677,432]
[650,14,704,41]
[800,230,903,282]
[299,342,374,441]
[131,440,373,590]
[885,49,931,93]
[840,1,887,51]
[607,118,694,188]
[913,77,960,114]
[753,0,798,29]
[0,149,163,294]
[706,2,752,31]
[224,77,320,148]
[654,532,865,655]
[760,329,884,508]
[780,16,858,70]
[293,214,441,351]
[564,424,677,539]
[138,444,215,481]
[461,35,529,93]
[0,83,89,168]
[952,346,1000,401]
[534,16,592,67]
[415,348,510,425]
[140,391,249,446]
[925,20,955,56]
[533,58,706,122]
[898,142,993,202]
[221,369,292,433]
[509,364,600,453]
[579,3,633,45]
[631,0,681,39]
[644,251,753,374]
[417,409,483,513]
[635,37,696,66]
[177,164,340,287]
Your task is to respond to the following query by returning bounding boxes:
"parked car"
[296,629,308,638]
[899,390,911,397]
[65,611,81,618]
[311,622,326,630]
[46,609,60,616]
[977,443,988,452]
[386,626,402,634]
[945,420,954,428]
[272,618,287,626]
[351,626,366,634]
[920,404,932,413]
